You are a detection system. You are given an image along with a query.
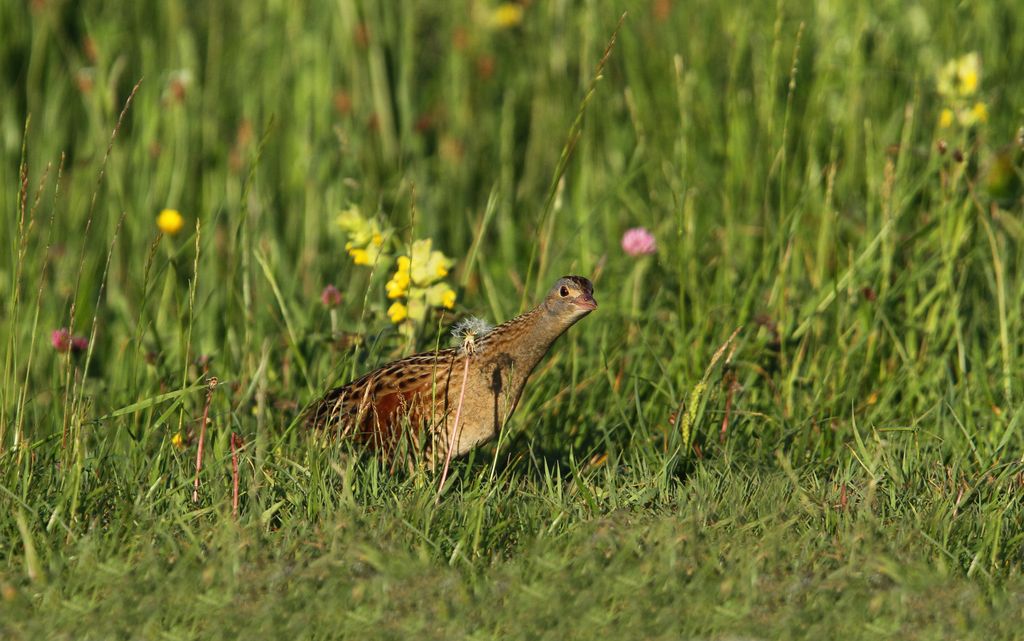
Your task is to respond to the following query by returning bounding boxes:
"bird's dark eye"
[559,286,569,297]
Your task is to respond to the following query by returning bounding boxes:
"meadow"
[2,0,1024,638]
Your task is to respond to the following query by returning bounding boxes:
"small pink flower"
[51,328,88,353]
[51,328,71,352]
[320,284,343,307]
[621,227,656,256]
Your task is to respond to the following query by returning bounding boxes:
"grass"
[2,0,1024,638]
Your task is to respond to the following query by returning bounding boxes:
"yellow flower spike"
[337,205,391,264]
[492,2,524,29]
[387,301,408,323]
[171,432,185,450]
[939,108,954,128]
[389,239,457,324]
[157,209,185,235]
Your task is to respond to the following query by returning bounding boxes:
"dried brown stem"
[192,377,218,504]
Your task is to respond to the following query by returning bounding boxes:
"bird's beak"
[575,293,597,311]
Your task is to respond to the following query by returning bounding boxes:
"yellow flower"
[422,283,457,309]
[939,108,954,128]
[386,258,411,298]
[957,101,988,127]
[970,101,988,123]
[387,301,408,323]
[937,52,980,98]
[336,205,369,237]
[337,205,390,265]
[171,431,185,450]
[348,248,371,265]
[441,289,456,309]
[960,69,978,95]
[491,3,524,28]
[956,53,980,96]
[408,239,456,286]
[384,239,457,326]
[385,277,408,298]
[157,209,185,235]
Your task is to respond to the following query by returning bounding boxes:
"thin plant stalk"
[437,354,471,501]
[230,432,240,518]
[193,378,218,504]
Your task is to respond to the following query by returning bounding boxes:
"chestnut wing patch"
[307,349,461,455]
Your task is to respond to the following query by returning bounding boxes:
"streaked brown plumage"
[306,276,596,464]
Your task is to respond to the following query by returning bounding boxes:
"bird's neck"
[465,303,581,423]
[484,304,574,371]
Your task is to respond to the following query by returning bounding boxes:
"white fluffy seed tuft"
[451,316,494,354]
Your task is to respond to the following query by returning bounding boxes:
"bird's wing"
[306,347,462,441]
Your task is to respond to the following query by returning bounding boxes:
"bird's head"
[544,275,597,322]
